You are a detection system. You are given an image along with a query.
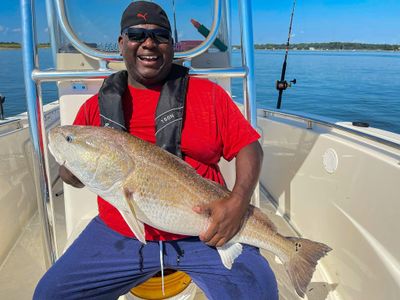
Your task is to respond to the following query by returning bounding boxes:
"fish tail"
[283,237,332,298]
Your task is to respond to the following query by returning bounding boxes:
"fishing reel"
[276,79,297,91]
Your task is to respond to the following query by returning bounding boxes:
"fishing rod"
[172,0,179,43]
[276,0,297,109]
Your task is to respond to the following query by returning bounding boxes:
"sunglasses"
[122,28,172,44]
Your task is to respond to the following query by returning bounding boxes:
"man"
[34,1,278,299]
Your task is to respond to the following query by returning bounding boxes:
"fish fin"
[283,237,332,298]
[217,242,243,269]
[118,208,146,244]
[120,187,146,244]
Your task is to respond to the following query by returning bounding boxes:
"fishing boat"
[1,0,399,299]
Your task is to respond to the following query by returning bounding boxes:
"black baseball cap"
[120,1,172,33]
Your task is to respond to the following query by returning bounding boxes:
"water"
[1,48,399,133]
[232,50,400,134]
[0,49,57,118]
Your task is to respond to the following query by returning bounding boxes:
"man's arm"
[193,140,263,247]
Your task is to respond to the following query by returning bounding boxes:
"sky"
[0,0,400,45]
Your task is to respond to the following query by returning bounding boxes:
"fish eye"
[65,135,74,143]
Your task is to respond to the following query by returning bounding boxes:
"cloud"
[12,28,21,32]
[0,26,10,34]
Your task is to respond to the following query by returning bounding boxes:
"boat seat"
[129,270,194,300]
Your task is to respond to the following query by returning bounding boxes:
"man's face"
[118,24,174,87]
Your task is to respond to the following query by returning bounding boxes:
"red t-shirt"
[73,77,260,240]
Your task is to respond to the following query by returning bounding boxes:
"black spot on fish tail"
[284,237,332,298]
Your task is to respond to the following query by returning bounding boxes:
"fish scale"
[48,125,332,298]
[131,183,207,236]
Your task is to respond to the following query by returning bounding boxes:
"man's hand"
[59,165,84,188]
[193,194,249,247]
[193,140,263,248]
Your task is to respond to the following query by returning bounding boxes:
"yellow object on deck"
[131,270,192,299]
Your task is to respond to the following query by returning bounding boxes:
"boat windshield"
[57,0,229,54]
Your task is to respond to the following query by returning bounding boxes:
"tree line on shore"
[1,41,400,51]
[250,42,400,51]
[0,42,50,48]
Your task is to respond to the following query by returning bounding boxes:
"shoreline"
[0,45,50,50]
[2,41,399,52]
[1,47,399,52]
[250,48,400,52]
[0,47,50,49]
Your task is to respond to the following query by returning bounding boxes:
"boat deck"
[0,188,334,300]
[258,191,335,300]
[0,212,45,299]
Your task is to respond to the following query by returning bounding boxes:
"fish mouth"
[48,143,55,157]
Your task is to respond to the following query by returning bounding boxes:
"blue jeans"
[34,217,278,299]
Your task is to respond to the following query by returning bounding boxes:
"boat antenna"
[172,0,179,43]
[276,0,297,109]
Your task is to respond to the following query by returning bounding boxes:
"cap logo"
[137,13,148,21]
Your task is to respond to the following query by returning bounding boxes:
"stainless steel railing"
[54,0,225,61]
[21,0,58,267]
[32,67,247,82]
[239,0,257,128]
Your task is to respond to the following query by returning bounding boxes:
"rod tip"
[190,19,200,28]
